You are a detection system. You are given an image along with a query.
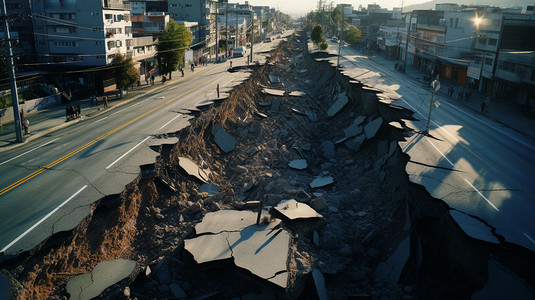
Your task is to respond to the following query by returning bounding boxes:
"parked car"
[331,37,339,43]
[233,46,245,57]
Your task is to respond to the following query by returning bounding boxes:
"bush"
[320,41,329,50]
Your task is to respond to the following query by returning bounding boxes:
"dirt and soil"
[1,32,535,300]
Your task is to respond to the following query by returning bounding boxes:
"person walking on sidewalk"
[482,95,490,113]
[104,96,109,108]
[458,89,464,102]
[23,118,29,135]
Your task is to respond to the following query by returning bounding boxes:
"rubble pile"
[2,32,535,300]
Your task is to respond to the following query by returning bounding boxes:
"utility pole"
[250,10,254,63]
[337,20,344,71]
[235,10,238,49]
[424,79,440,135]
[1,0,23,142]
[403,11,412,72]
[215,3,219,63]
[225,2,228,58]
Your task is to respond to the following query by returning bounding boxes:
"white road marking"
[424,136,455,167]
[524,233,535,245]
[130,101,142,107]
[158,114,182,130]
[106,136,150,169]
[109,107,128,116]
[0,138,59,166]
[1,185,87,253]
[89,116,108,125]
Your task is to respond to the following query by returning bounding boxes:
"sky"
[243,0,430,17]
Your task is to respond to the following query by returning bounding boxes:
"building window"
[95,40,103,46]
[116,40,122,47]
[107,40,115,50]
[170,3,177,7]
[488,38,497,46]
[185,4,192,7]
[485,57,493,65]
[52,41,79,47]
[105,14,113,20]
[455,18,459,27]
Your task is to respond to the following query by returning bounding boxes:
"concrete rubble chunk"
[178,157,210,183]
[312,269,328,300]
[289,91,306,97]
[388,140,398,157]
[344,134,366,151]
[258,102,271,107]
[255,111,268,118]
[274,199,322,220]
[185,210,290,288]
[310,175,334,188]
[389,121,403,129]
[364,117,383,140]
[269,75,281,83]
[310,197,328,211]
[66,259,137,300]
[199,183,219,195]
[343,123,363,138]
[212,123,237,153]
[320,141,335,159]
[195,99,215,109]
[450,210,500,244]
[271,98,281,112]
[327,93,349,117]
[262,88,285,97]
[291,108,307,116]
[305,110,318,122]
[313,231,320,247]
[373,236,410,284]
[288,159,308,170]
[297,69,308,74]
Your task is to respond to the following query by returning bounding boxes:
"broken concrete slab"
[388,140,398,158]
[327,93,349,117]
[178,157,210,183]
[213,126,237,153]
[389,121,403,129]
[364,117,383,140]
[195,99,215,109]
[147,136,179,147]
[270,98,281,112]
[195,210,263,234]
[312,269,328,300]
[66,259,137,300]
[268,272,289,289]
[289,91,306,97]
[320,141,335,159]
[199,183,219,195]
[373,236,410,285]
[262,88,285,97]
[184,232,234,264]
[169,283,187,298]
[450,210,500,244]
[288,159,308,170]
[344,134,366,151]
[268,75,281,83]
[274,199,322,220]
[343,123,363,138]
[310,176,334,188]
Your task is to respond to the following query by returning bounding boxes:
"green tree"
[311,24,325,48]
[344,25,362,46]
[111,52,140,94]
[157,19,193,80]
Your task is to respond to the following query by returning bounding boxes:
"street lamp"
[471,12,485,92]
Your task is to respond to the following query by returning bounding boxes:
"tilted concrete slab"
[184,233,234,264]
[327,93,349,117]
[147,137,179,147]
[310,175,334,188]
[288,159,308,170]
[343,123,363,138]
[66,259,137,300]
[270,98,281,112]
[213,127,237,153]
[312,269,328,300]
[274,199,322,220]
[178,157,210,183]
[450,210,500,244]
[262,88,285,97]
[195,210,261,234]
[364,117,383,140]
[289,91,306,97]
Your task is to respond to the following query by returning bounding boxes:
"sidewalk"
[363,50,535,140]
[0,65,207,152]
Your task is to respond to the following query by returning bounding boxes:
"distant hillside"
[404,0,533,11]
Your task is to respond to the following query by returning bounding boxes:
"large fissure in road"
[1,32,535,299]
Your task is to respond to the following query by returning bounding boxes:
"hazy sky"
[243,0,429,17]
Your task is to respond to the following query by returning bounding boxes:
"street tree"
[111,52,140,95]
[311,24,326,48]
[157,19,193,80]
[344,25,362,46]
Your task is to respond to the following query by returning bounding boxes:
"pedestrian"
[458,90,464,101]
[181,68,184,77]
[76,104,81,118]
[151,75,155,85]
[104,96,109,108]
[448,86,453,97]
[230,61,232,68]
[66,106,70,121]
[191,64,194,72]
[23,118,29,135]
[217,84,220,98]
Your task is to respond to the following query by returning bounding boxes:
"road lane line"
[0,138,59,166]
[109,106,129,116]
[106,136,151,169]
[424,136,455,167]
[1,185,87,253]
[0,75,222,197]
[158,114,182,130]
[89,116,108,125]
[524,233,535,245]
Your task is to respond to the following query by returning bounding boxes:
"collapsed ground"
[1,32,535,299]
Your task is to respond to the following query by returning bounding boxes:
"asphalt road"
[0,37,283,255]
[336,44,535,252]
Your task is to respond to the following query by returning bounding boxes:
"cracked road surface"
[0,42,275,254]
[330,41,535,251]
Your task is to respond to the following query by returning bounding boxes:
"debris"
[389,121,403,129]
[66,259,137,300]
[234,165,248,174]
[320,141,335,159]
[170,283,187,298]
[450,210,499,244]
[255,111,268,118]
[288,159,308,170]
[195,210,261,234]
[310,175,334,188]
[343,123,363,138]
[199,183,219,195]
[364,117,383,140]
[269,75,281,83]
[212,123,237,153]
[262,88,285,97]
[297,69,308,74]
[291,108,307,116]
[258,102,271,107]
[373,236,410,284]
[305,110,318,122]
[312,269,328,300]
[289,91,306,97]
[344,134,366,151]
[195,99,215,109]
[178,157,210,183]
[273,199,322,220]
[327,93,349,117]
[271,98,281,112]
[335,137,349,144]
[313,231,320,247]
[310,196,328,211]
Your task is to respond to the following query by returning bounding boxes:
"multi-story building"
[131,12,170,37]
[32,0,133,67]
[3,0,35,63]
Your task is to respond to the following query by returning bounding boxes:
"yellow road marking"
[0,75,221,196]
